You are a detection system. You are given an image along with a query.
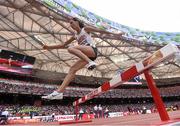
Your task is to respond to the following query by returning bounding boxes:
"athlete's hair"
[72,17,84,28]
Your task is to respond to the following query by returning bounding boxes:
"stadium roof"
[0,0,180,79]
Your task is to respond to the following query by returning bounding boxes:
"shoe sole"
[42,97,51,99]
[88,65,96,70]
[42,96,63,100]
[52,97,63,100]
[52,95,63,100]
[41,95,55,99]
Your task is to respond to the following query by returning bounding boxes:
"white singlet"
[75,28,96,47]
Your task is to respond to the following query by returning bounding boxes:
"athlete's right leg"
[67,45,97,70]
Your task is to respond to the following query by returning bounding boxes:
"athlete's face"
[69,19,79,31]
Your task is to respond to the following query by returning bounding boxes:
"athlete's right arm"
[43,37,75,49]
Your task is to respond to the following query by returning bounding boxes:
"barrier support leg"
[144,70,170,121]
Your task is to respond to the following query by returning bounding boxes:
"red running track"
[7,110,180,126]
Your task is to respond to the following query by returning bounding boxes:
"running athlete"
[42,17,125,99]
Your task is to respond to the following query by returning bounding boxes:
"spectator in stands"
[175,104,179,110]
[29,111,33,119]
[94,105,98,118]
[0,108,9,125]
[142,106,147,114]
[98,104,103,118]
[104,107,109,118]
[79,108,84,120]
[51,113,55,121]
[8,57,12,67]
[41,17,125,100]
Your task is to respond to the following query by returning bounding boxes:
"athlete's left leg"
[42,59,87,99]
[57,59,87,92]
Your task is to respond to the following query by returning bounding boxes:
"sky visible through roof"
[72,0,180,32]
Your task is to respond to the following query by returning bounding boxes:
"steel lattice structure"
[0,0,180,79]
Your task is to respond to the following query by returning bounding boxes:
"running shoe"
[42,91,63,100]
[87,61,96,70]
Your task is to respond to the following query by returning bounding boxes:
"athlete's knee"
[67,47,76,54]
[68,46,81,53]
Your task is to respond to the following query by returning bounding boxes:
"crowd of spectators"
[0,101,179,120]
[0,78,180,98]
[0,78,179,122]
[0,104,74,118]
